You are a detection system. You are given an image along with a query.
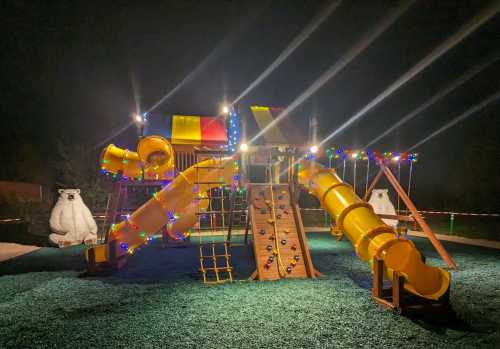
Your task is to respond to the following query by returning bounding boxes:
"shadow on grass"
[77,239,258,285]
[407,306,476,333]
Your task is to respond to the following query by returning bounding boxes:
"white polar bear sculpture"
[368,189,398,229]
[49,189,98,247]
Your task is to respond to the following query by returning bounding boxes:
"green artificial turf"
[0,233,499,348]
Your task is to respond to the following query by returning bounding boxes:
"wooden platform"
[248,184,318,280]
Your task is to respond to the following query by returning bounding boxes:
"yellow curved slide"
[87,157,238,265]
[298,160,450,300]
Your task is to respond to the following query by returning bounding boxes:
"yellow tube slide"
[87,157,238,264]
[298,160,450,300]
[100,144,142,178]
[99,136,175,180]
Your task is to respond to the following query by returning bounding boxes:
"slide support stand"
[380,164,457,269]
[372,257,449,315]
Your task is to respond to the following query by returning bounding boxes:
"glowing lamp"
[134,114,143,123]
[309,145,319,154]
[239,143,249,152]
[392,156,400,162]
[222,105,229,114]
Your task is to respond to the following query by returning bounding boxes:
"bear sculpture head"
[58,189,82,202]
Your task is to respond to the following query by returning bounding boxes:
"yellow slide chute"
[298,160,450,300]
[87,157,238,265]
[99,136,175,180]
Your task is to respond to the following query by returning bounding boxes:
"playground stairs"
[194,149,234,284]
[247,183,319,281]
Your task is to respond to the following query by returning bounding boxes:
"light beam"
[249,0,414,145]
[320,1,500,146]
[365,50,500,148]
[232,0,342,105]
[407,90,500,151]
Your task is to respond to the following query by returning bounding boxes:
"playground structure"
[86,106,453,312]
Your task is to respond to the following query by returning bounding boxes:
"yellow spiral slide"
[86,157,238,266]
[298,160,450,300]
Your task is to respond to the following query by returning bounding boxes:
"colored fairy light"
[167,211,175,221]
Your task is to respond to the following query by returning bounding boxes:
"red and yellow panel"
[150,115,227,146]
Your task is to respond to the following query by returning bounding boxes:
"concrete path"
[0,243,41,262]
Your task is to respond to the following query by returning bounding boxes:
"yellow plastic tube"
[86,156,238,264]
[100,136,175,180]
[100,144,142,178]
[137,135,175,180]
[298,160,450,300]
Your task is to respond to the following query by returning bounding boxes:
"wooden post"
[372,257,384,299]
[363,168,383,201]
[104,180,123,243]
[392,271,404,309]
[380,164,457,269]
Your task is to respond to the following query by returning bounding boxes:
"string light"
[324,147,418,163]
[227,108,240,153]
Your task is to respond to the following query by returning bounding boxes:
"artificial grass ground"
[0,233,499,348]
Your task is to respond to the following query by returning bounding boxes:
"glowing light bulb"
[134,114,143,123]
[222,105,229,114]
[239,143,248,152]
[309,145,318,154]
[351,153,357,159]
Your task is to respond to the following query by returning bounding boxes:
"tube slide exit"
[298,160,450,300]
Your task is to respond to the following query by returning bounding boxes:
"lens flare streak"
[320,1,500,146]
[364,50,500,148]
[232,0,342,105]
[249,0,414,144]
[407,90,500,151]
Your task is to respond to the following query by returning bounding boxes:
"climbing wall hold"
[269,235,275,241]
[267,219,275,224]
[276,214,282,219]
[284,229,290,234]
[294,255,300,261]
[291,244,297,251]
[260,208,268,214]
[279,204,285,210]
[286,266,293,273]
[281,239,287,245]
[266,245,273,251]
[259,228,266,235]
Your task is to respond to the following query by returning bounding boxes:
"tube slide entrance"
[298,160,450,300]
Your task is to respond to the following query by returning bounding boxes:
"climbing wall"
[248,184,316,280]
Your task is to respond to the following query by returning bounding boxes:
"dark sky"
[1,0,499,210]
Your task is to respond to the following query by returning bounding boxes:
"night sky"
[1,0,499,211]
